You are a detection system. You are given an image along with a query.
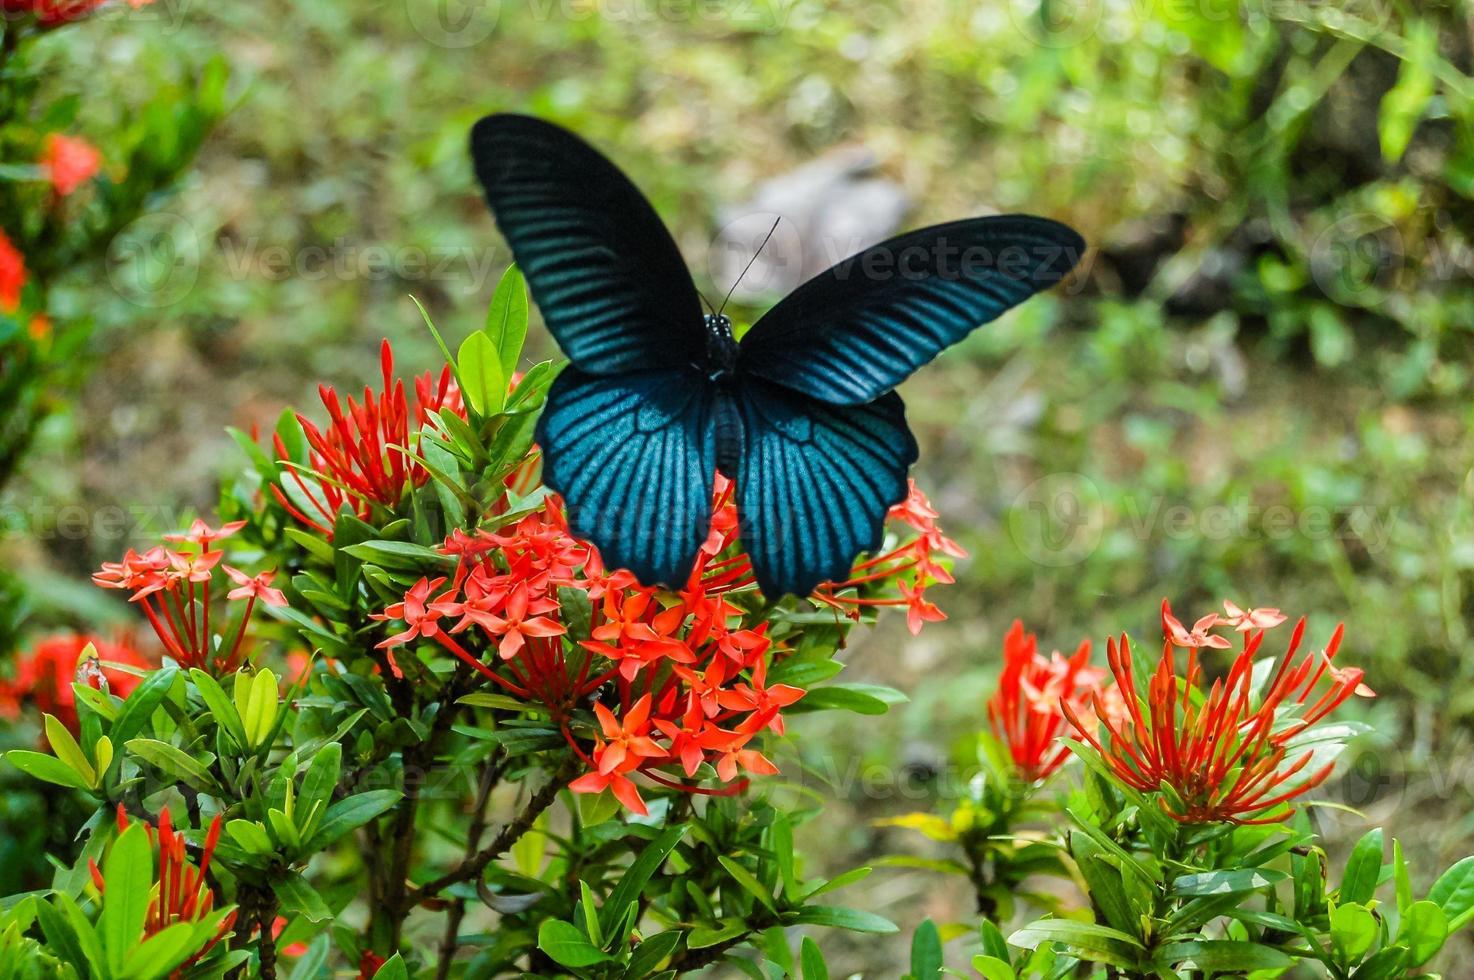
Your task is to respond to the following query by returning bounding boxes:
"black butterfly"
[470,114,1084,598]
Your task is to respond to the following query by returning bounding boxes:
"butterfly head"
[704,313,739,381]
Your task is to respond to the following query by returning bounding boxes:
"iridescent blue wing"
[731,379,918,598]
[470,114,705,375]
[737,216,1084,404]
[536,366,718,588]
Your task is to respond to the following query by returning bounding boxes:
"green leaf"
[410,295,463,392]
[125,738,218,793]
[1156,940,1294,971]
[109,666,178,750]
[1429,855,1474,927]
[795,684,904,715]
[341,540,455,571]
[771,813,797,900]
[1378,19,1436,162]
[802,866,872,901]
[979,920,1010,961]
[101,823,152,974]
[1171,868,1288,897]
[786,905,897,934]
[4,750,92,791]
[191,668,247,749]
[910,918,943,979]
[1341,828,1384,906]
[226,819,274,855]
[372,953,409,980]
[800,936,830,980]
[1398,900,1448,967]
[602,824,686,933]
[285,528,335,563]
[625,931,682,978]
[537,919,609,968]
[512,811,547,878]
[295,742,342,839]
[122,921,201,980]
[1329,903,1378,964]
[485,264,528,380]
[971,955,1015,980]
[687,919,747,948]
[1007,920,1141,969]
[273,872,334,923]
[458,331,505,416]
[44,714,96,788]
[306,790,402,850]
[718,856,777,913]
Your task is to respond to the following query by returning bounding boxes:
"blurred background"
[6,0,1474,973]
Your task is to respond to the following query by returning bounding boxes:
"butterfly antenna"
[698,289,716,316]
[718,216,781,316]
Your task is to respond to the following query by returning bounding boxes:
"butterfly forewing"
[470,114,706,375]
[736,216,1085,405]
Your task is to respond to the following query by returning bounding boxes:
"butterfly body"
[472,113,1084,598]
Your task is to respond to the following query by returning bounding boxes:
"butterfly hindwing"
[732,379,919,598]
[737,216,1084,405]
[537,367,717,587]
[470,114,705,375]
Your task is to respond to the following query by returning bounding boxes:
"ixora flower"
[93,519,285,674]
[376,473,961,815]
[1064,599,1375,825]
[987,620,1117,784]
[89,805,235,969]
[0,229,26,314]
[0,634,151,732]
[273,339,465,536]
[40,134,102,196]
[1,0,151,26]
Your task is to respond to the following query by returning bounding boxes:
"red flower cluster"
[2,0,151,26]
[40,133,102,196]
[274,340,465,536]
[377,475,959,814]
[90,804,234,968]
[987,620,1116,783]
[0,633,150,733]
[1065,599,1375,825]
[0,229,25,314]
[94,519,286,674]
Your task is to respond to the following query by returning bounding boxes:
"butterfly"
[469,114,1084,598]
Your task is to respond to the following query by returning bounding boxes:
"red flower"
[375,472,957,814]
[479,581,565,660]
[2,0,151,26]
[90,805,235,970]
[987,620,1114,783]
[224,567,287,606]
[1064,600,1375,825]
[1221,600,1287,632]
[0,634,151,733]
[40,134,102,196]
[94,521,273,675]
[0,229,26,314]
[273,340,465,536]
[1161,599,1231,649]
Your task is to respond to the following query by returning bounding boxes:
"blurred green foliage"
[10,0,1474,972]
